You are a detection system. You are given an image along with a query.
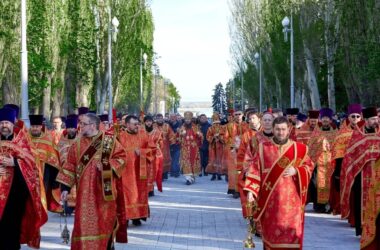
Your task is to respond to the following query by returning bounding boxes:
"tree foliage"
[0,0,180,118]
[212,83,227,115]
[228,0,380,112]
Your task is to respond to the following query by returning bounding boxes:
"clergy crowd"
[0,103,379,250]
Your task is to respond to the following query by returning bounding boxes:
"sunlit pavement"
[22,175,359,250]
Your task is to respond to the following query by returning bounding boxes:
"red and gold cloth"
[57,132,78,207]
[50,129,64,145]
[118,130,150,220]
[244,140,314,249]
[296,121,315,145]
[361,158,380,250]
[156,123,174,173]
[30,131,61,213]
[237,130,271,218]
[146,127,164,192]
[225,121,249,192]
[56,131,126,249]
[340,128,380,226]
[178,124,203,177]
[0,128,48,248]
[307,126,337,204]
[205,123,227,175]
[329,120,359,214]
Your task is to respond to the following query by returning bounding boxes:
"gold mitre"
[184,111,193,119]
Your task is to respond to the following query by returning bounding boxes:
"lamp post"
[254,50,263,112]
[282,14,294,108]
[140,49,148,112]
[21,0,29,126]
[107,7,119,122]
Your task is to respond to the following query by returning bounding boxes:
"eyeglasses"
[234,113,242,116]
[350,115,361,119]
[79,122,94,127]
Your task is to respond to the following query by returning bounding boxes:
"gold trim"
[72,233,110,241]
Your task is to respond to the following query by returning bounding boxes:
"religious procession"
[0,103,379,250]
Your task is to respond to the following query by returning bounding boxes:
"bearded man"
[245,116,314,249]
[178,111,203,185]
[58,113,126,249]
[0,108,47,249]
[29,115,61,213]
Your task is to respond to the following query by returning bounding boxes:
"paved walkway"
[23,175,359,249]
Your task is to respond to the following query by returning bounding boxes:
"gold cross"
[84,154,89,161]
[265,181,272,191]
[370,145,377,153]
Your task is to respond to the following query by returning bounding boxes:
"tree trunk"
[42,77,51,120]
[325,0,339,112]
[303,42,321,109]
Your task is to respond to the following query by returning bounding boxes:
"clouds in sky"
[151,0,232,102]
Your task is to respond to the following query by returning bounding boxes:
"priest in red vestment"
[225,110,249,196]
[245,116,314,249]
[307,108,337,213]
[0,107,47,249]
[206,112,227,180]
[118,115,149,226]
[178,111,203,185]
[29,115,61,213]
[155,113,174,180]
[237,111,274,219]
[286,108,299,141]
[330,103,363,215]
[57,116,79,213]
[58,113,126,249]
[50,116,64,145]
[144,115,163,196]
[296,110,319,145]
[341,107,380,238]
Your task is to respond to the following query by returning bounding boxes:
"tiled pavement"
[23,175,359,249]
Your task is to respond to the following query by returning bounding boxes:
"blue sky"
[151,0,232,102]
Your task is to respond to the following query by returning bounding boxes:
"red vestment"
[205,123,227,175]
[57,132,78,207]
[178,124,203,177]
[0,128,48,248]
[244,140,314,249]
[237,130,271,218]
[225,121,249,192]
[156,123,174,174]
[56,131,126,249]
[30,131,61,213]
[296,121,315,145]
[307,126,337,204]
[330,120,361,215]
[50,129,63,145]
[146,127,164,192]
[341,128,380,234]
[118,130,151,220]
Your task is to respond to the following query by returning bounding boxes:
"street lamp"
[254,50,263,112]
[140,50,148,112]
[282,14,294,108]
[21,0,29,126]
[107,7,119,122]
